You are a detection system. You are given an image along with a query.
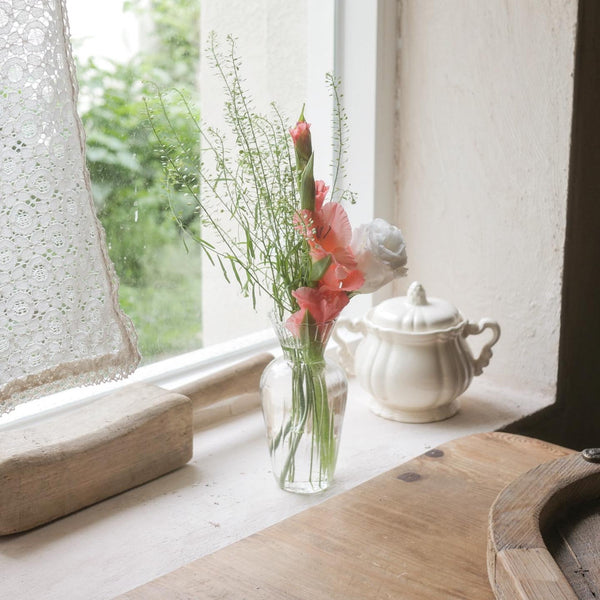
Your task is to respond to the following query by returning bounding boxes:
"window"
[66,0,340,362]
[0,0,397,426]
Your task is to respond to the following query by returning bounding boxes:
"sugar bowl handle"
[463,319,501,376]
[332,318,366,376]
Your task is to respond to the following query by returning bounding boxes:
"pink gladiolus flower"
[293,286,349,322]
[295,200,364,292]
[294,194,350,255]
[309,203,361,277]
[310,202,352,255]
[286,286,349,337]
[314,180,329,212]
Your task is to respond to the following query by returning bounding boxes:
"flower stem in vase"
[149,39,408,493]
[262,317,347,493]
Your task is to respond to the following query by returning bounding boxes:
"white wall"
[395,0,578,398]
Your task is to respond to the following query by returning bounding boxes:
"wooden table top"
[118,432,572,600]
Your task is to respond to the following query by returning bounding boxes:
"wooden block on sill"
[0,382,192,535]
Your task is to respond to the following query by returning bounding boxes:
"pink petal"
[314,203,352,252]
[291,286,350,324]
[286,309,306,336]
[292,287,324,322]
[321,290,350,322]
[320,263,365,292]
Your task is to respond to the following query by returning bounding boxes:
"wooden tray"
[118,432,572,599]
[488,449,600,599]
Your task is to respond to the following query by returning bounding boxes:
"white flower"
[351,218,408,294]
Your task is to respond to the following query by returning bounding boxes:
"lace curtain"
[0,0,140,413]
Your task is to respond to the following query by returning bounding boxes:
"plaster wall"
[395,0,578,399]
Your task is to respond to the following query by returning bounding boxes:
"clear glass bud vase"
[260,316,348,494]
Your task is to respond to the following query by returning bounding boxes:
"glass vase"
[260,316,348,494]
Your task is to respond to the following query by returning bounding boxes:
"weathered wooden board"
[118,432,572,600]
[182,352,273,428]
[488,449,600,599]
[0,353,273,535]
[0,382,192,535]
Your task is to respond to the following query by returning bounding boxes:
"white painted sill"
[0,375,551,600]
[0,328,276,430]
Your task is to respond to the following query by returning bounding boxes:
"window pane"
[67,0,334,362]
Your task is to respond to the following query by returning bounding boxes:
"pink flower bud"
[290,120,311,145]
[290,120,312,168]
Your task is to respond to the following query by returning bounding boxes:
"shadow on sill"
[0,461,202,557]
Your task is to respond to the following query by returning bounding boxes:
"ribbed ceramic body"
[335,282,501,423]
[354,321,473,423]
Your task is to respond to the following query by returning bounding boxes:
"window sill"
[0,328,276,430]
[0,377,551,600]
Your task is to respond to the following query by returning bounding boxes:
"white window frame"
[0,0,398,429]
[334,0,398,318]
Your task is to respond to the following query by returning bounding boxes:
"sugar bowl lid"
[367,281,463,333]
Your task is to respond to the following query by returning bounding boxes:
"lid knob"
[407,281,428,306]
[367,281,461,332]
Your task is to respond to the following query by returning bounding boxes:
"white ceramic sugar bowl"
[334,282,501,423]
